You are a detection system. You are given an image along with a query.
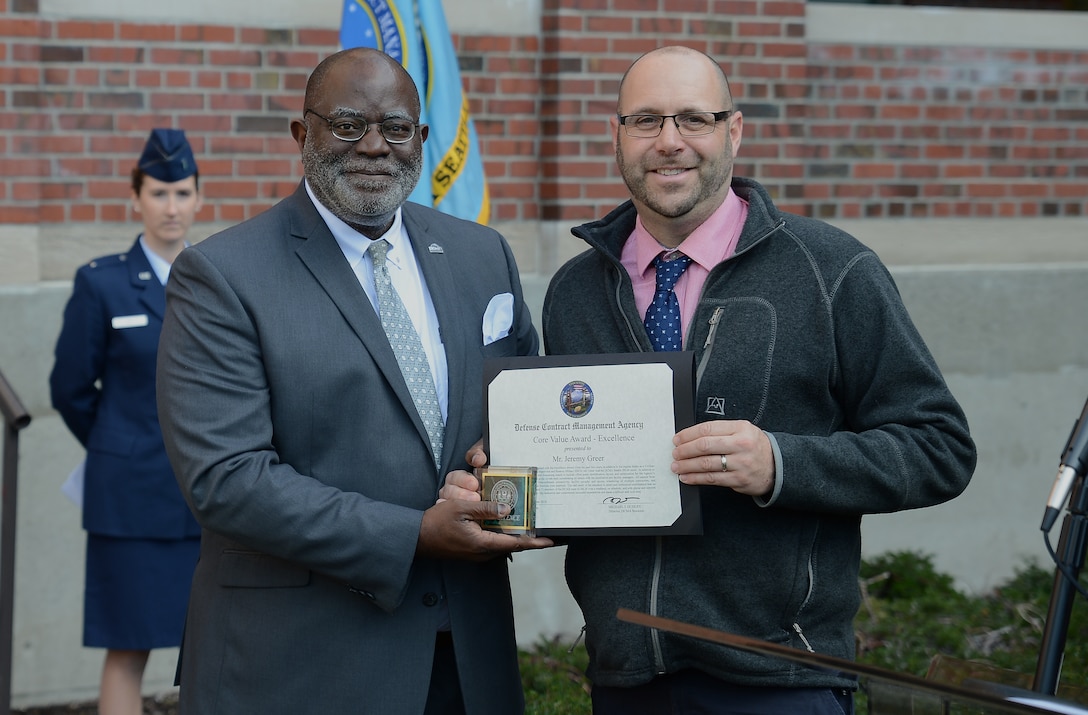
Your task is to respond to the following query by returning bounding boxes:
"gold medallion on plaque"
[477,466,537,536]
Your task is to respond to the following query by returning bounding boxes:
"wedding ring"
[720,454,728,472]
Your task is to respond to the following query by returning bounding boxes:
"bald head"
[618,46,733,115]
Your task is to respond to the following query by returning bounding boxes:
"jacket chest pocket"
[693,298,776,424]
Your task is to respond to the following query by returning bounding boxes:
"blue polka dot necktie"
[368,239,444,469]
[644,252,692,352]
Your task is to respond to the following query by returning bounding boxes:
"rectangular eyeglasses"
[618,110,733,138]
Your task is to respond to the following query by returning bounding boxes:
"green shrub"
[519,550,1088,715]
[855,550,1088,706]
[519,635,591,715]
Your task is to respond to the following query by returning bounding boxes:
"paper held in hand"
[482,353,701,537]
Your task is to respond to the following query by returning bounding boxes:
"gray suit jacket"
[157,183,539,714]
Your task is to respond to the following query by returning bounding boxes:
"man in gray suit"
[156,47,552,714]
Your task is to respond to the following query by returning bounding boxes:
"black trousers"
[423,631,466,715]
[592,669,855,715]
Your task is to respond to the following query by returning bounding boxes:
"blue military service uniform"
[49,129,201,650]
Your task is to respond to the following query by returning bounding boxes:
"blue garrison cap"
[137,128,197,182]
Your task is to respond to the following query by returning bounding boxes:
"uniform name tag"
[111,314,149,329]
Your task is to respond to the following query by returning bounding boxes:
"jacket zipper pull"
[702,307,724,350]
[568,624,587,653]
[792,622,815,652]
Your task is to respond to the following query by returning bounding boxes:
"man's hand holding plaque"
[432,444,553,552]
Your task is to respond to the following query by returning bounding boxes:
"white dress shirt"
[139,235,174,285]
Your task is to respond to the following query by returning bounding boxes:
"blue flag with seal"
[340,0,490,223]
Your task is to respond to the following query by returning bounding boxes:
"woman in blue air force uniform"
[49,129,203,715]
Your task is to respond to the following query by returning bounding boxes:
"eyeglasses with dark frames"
[617,110,733,138]
[304,108,420,144]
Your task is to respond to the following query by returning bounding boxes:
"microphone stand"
[1033,474,1088,695]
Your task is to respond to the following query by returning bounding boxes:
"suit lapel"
[127,239,166,320]
[289,188,439,469]
[402,204,464,476]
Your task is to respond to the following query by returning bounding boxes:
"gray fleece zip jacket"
[542,176,976,690]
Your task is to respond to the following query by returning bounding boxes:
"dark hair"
[305,47,421,117]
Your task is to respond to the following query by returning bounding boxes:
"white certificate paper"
[484,353,700,535]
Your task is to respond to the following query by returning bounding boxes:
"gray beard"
[302,137,423,234]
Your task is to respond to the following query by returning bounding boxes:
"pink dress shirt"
[621,189,749,347]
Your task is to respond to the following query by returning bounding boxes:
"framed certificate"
[482,352,701,536]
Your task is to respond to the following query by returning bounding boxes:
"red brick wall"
[803,43,1088,218]
[1,0,323,226]
[1,0,1086,229]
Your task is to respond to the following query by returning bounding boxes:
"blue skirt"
[84,533,200,650]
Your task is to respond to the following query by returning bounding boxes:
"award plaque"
[477,466,537,537]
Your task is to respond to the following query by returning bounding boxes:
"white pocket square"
[482,293,514,346]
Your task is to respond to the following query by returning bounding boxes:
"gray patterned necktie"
[368,239,444,469]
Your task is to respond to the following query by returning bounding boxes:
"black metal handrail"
[0,369,31,715]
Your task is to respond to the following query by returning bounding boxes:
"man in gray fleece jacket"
[544,47,975,715]
[444,45,975,714]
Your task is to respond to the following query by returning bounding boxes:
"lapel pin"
[138,271,152,281]
[428,243,444,254]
